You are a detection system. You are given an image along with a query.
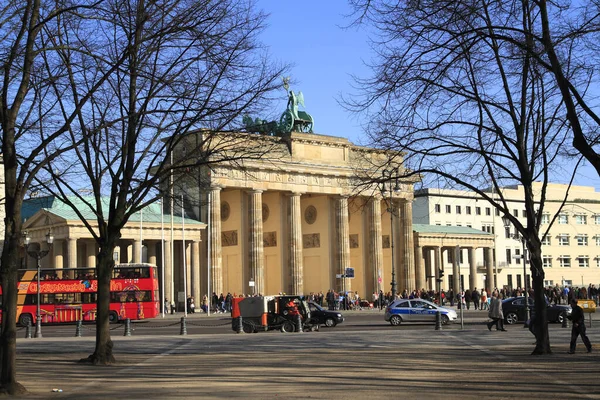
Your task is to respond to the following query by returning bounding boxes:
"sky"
[254,1,600,191]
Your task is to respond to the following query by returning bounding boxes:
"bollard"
[435,311,442,331]
[124,318,132,336]
[562,314,568,328]
[180,316,187,335]
[75,320,82,337]
[296,314,303,333]
[236,316,243,334]
[25,321,32,339]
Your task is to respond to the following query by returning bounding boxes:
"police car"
[385,298,458,326]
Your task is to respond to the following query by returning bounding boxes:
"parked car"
[501,296,571,325]
[384,298,457,326]
[308,302,344,327]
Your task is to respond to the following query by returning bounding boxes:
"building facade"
[414,183,600,290]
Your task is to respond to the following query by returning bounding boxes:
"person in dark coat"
[567,298,592,354]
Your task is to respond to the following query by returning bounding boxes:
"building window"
[596,258,600,268]
[559,256,571,268]
[435,204,441,213]
[558,214,568,224]
[522,210,526,218]
[467,224,472,228]
[544,280,554,286]
[595,215,600,225]
[485,207,491,216]
[542,255,552,268]
[466,206,471,215]
[456,205,461,214]
[575,214,587,225]
[505,227,511,239]
[435,222,441,225]
[506,249,512,265]
[541,235,551,246]
[576,234,588,246]
[558,234,570,246]
[507,274,513,289]
[513,209,518,217]
[541,213,550,224]
[495,209,500,216]
[445,205,451,213]
[596,236,600,246]
[578,256,589,268]
[476,207,481,215]
[515,249,521,265]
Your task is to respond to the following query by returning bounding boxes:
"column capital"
[247,189,264,194]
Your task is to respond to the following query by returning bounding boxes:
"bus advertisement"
[2,263,160,326]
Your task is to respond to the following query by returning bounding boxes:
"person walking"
[487,290,506,331]
[567,298,592,354]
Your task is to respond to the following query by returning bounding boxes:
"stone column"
[164,240,173,304]
[399,199,415,292]
[485,247,494,292]
[434,246,442,289]
[423,248,432,290]
[148,241,157,265]
[368,199,383,295]
[67,238,77,279]
[87,241,97,268]
[54,239,64,278]
[468,247,477,291]
[249,190,265,295]
[133,239,142,263]
[209,187,223,295]
[191,240,201,303]
[289,192,303,295]
[414,245,425,291]
[335,196,351,293]
[452,246,460,292]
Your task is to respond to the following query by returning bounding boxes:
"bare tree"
[32,0,287,365]
[0,0,126,394]
[346,0,580,354]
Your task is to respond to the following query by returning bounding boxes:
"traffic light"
[439,268,444,278]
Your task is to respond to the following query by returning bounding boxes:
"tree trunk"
[0,239,27,395]
[79,241,117,365]
[528,240,551,355]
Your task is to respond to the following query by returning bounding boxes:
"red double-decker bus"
[6,263,160,326]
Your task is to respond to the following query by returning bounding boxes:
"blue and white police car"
[385,298,457,326]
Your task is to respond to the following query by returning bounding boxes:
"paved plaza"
[13,317,600,400]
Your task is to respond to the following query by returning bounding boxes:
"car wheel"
[281,321,295,333]
[505,312,518,325]
[441,314,450,325]
[325,318,337,328]
[390,315,402,326]
[242,321,255,334]
[557,312,566,324]
[18,313,33,327]
[108,311,119,324]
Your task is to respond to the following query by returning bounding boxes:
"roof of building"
[23,195,203,225]
[413,224,492,236]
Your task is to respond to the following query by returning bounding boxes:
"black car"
[308,302,344,327]
[501,296,571,325]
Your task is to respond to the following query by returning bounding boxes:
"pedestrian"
[487,290,506,331]
[567,298,592,354]
[164,299,169,315]
[472,288,480,310]
[481,290,488,311]
[171,300,176,314]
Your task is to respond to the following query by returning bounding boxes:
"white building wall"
[414,183,600,291]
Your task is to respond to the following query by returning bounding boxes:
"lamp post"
[382,168,400,298]
[501,216,529,324]
[24,230,54,338]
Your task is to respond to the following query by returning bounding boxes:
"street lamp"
[381,168,401,298]
[501,215,529,325]
[24,230,54,338]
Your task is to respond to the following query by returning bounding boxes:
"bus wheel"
[18,313,33,327]
[108,311,119,324]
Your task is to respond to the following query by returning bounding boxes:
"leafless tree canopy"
[345,0,593,355]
